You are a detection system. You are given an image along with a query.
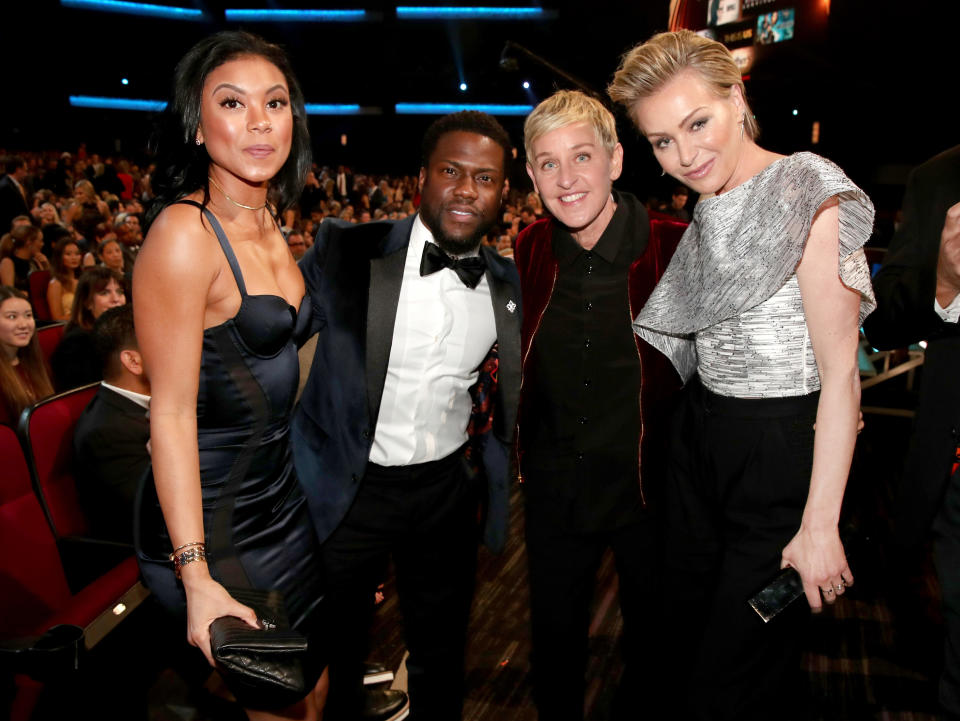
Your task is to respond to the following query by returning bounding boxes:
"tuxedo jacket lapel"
[365,217,415,428]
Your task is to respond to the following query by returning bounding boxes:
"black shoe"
[362,689,409,721]
[363,661,395,686]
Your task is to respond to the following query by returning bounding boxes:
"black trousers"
[663,383,818,721]
[934,466,960,718]
[524,493,662,721]
[321,449,480,721]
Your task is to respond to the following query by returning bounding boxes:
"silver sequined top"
[634,152,876,398]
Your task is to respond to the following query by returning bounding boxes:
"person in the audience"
[47,236,83,321]
[0,286,54,425]
[286,230,307,260]
[0,224,48,293]
[73,304,150,543]
[608,29,876,719]
[50,266,125,390]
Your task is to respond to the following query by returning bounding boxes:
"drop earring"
[661,168,665,177]
[739,116,745,141]
[195,138,202,146]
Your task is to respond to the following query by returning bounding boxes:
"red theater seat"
[18,384,146,592]
[0,425,147,721]
[20,384,99,541]
[35,322,65,372]
[27,270,52,323]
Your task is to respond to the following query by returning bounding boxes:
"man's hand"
[936,201,960,308]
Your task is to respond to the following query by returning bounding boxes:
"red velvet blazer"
[514,211,687,500]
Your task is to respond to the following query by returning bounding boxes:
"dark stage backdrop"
[4,0,959,216]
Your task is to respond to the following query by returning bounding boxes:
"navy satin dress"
[136,202,323,634]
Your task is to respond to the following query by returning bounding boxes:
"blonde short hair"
[607,30,759,140]
[523,90,619,162]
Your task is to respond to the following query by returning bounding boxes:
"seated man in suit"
[294,111,521,721]
[74,304,150,544]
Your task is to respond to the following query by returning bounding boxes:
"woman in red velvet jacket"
[513,89,683,720]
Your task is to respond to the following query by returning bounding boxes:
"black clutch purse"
[209,587,311,710]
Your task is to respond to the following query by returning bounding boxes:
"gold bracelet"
[171,545,207,579]
[169,541,205,559]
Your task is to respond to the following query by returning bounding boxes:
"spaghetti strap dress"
[135,201,323,637]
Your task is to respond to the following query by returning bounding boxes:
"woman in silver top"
[608,30,875,719]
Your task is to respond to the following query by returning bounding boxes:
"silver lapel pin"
[506,300,517,314]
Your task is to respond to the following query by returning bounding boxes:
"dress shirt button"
[576,453,584,462]
[583,378,591,387]
[584,338,591,349]
[586,265,593,275]
[578,416,587,425]
[351,473,359,483]
[362,428,371,440]
[585,301,593,312]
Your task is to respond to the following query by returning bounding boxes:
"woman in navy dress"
[134,32,324,720]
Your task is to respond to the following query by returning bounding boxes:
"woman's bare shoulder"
[137,202,220,283]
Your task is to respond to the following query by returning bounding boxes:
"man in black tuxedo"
[863,145,960,720]
[74,305,150,544]
[0,155,30,232]
[293,112,521,721]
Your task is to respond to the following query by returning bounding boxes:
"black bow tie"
[419,242,487,289]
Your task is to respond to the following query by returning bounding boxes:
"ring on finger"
[824,587,834,595]
[835,582,844,592]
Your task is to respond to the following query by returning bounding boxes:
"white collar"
[101,381,151,410]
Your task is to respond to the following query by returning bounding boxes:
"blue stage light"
[70,96,167,112]
[395,103,534,116]
[304,104,376,115]
[70,96,379,115]
[121,78,129,86]
[459,82,468,91]
[396,6,551,20]
[60,0,204,20]
[522,81,530,89]
[224,9,368,21]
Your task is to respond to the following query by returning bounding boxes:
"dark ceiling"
[4,0,958,211]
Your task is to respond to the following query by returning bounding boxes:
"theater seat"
[0,424,148,721]
[35,322,65,372]
[27,270,52,323]
[18,385,144,592]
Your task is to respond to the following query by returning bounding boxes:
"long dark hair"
[0,286,53,420]
[68,266,125,332]
[146,31,311,229]
[51,236,82,286]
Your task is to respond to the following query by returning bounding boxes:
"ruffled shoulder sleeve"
[633,152,876,382]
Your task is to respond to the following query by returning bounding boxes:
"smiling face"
[418,130,505,256]
[631,70,746,196]
[526,121,623,246]
[39,203,58,224]
[88,278,125,319]
[0,297,35,360]
[197,55,293,186]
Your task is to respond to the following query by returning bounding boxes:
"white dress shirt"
[935,294,960,323]
[369,214,497,466]
[100,381,151,410]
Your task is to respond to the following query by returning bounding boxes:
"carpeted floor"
[131,370,948,720]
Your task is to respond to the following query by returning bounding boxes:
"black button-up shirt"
[523,191,648,532]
